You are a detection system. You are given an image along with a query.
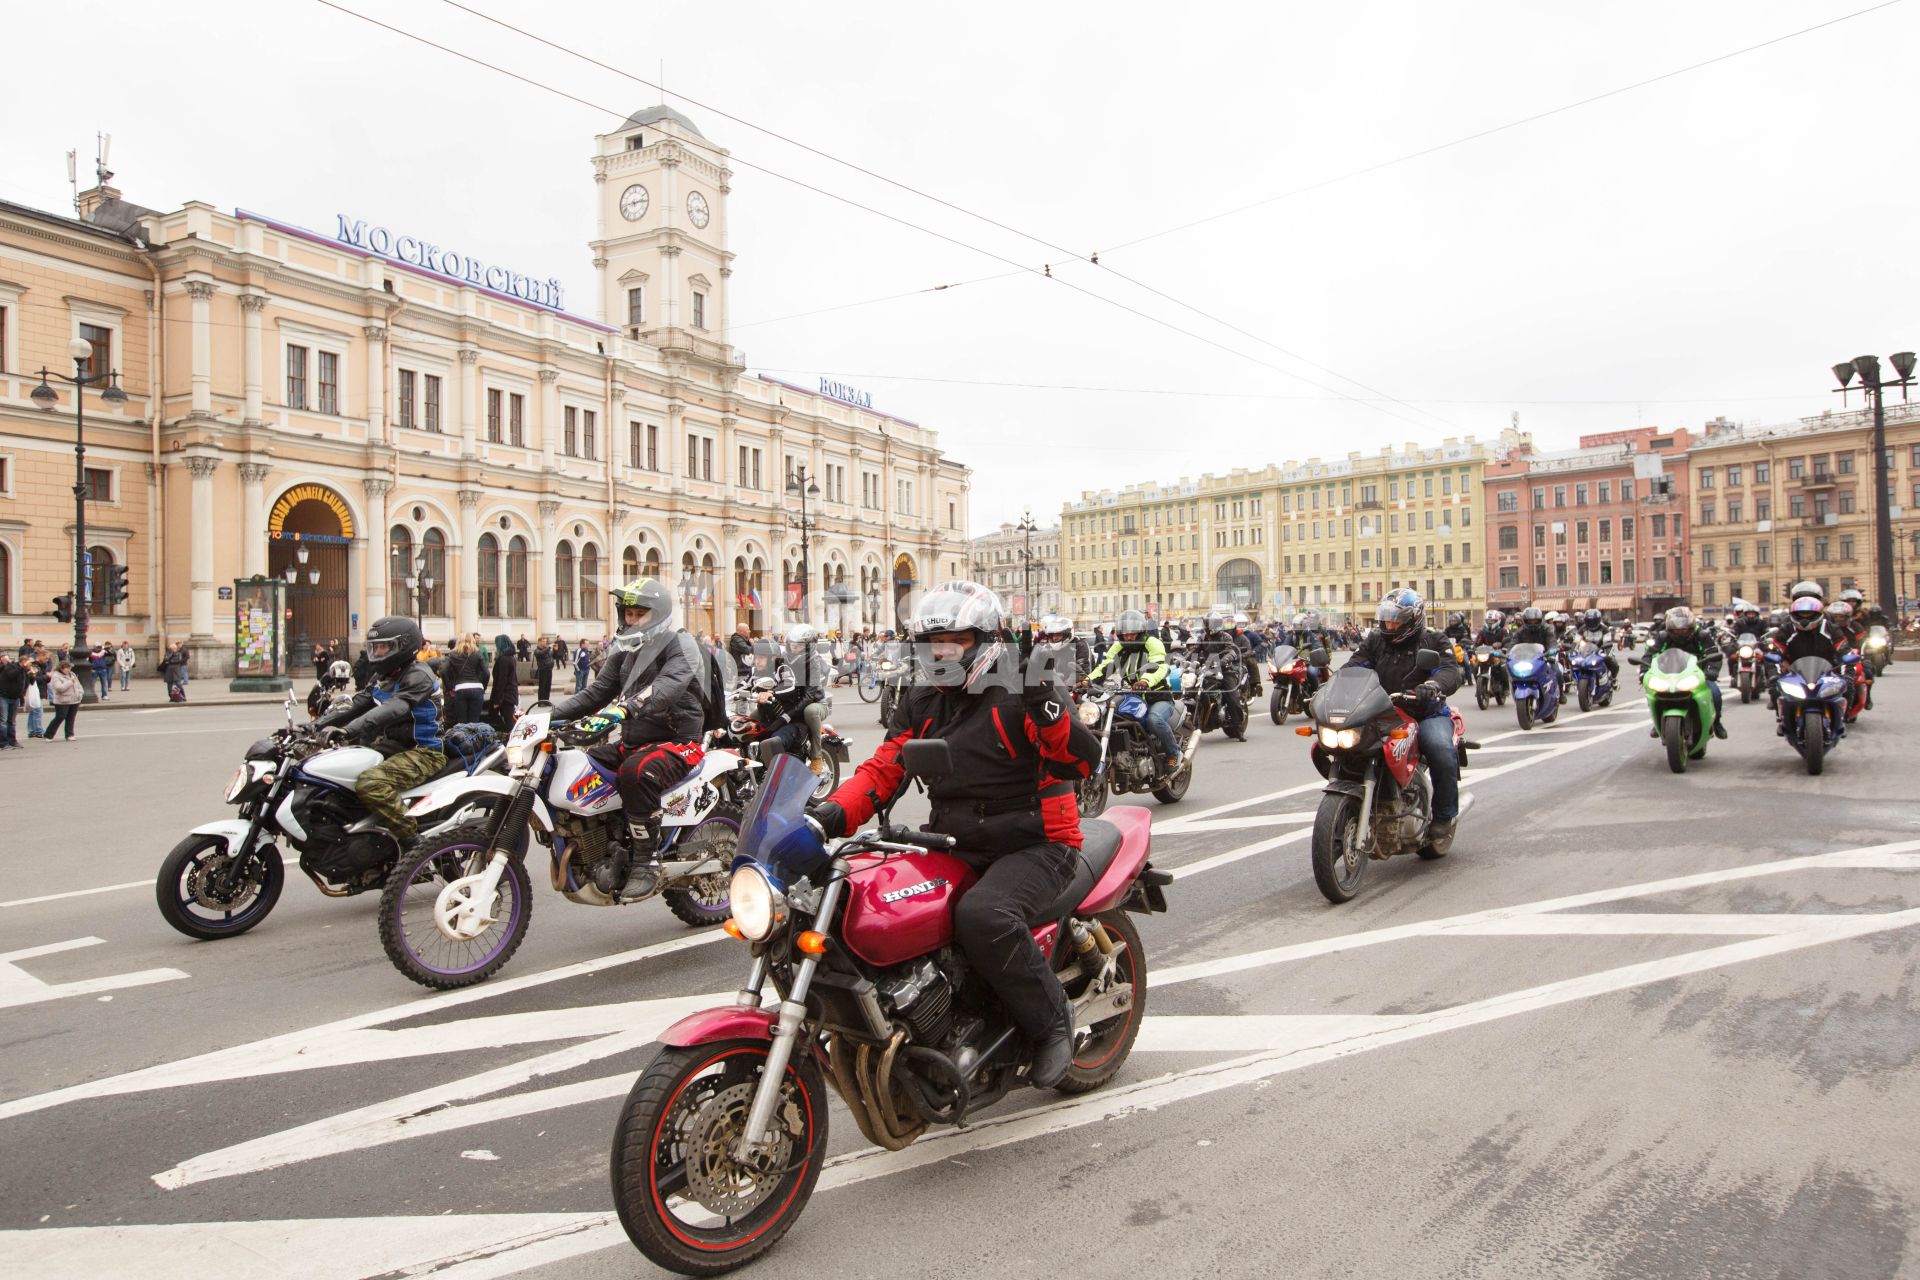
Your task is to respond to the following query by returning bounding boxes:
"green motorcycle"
[1638,648,1718,774]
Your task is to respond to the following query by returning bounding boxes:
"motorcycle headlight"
[1867,638,1886,650]
[224,766,249,804]
[1077,701,1102,726]
[1737,646,1754,659]
[1317,726,1360,750]
[1677,672,1703,691]
[729,865,788,942]
[505,740,533,769]
[1780,682,1807,699]
[1511,661,1534,676]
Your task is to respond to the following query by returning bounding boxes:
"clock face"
[687,190,711,229]
[619,184,650,221]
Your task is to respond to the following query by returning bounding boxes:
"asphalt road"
[4,660,1919,1279]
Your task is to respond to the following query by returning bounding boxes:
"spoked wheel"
[155,833,285,940]
[807,754,840,802]
[1662,717,1689,774]
[611,1040,829,1277]
[855,671,880,704]
[1077,767,1112,818]
[378,819,533,990]
[663,807,743,928]
[877,687,895,726]
[1515,698,1534,731]
[1054,910,1146,1093]
[1310,791,1368,904]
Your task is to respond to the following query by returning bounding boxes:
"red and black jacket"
[828,679,1097,854]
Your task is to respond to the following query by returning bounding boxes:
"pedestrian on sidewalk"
[516,634,531,663]
[486,632,519,731]
[116,641,135,691]
[45,662,84,740]
[160,642,189,702]
[443,633,490,726]
[0,653,25,749]
[573,640,591,693]
[534,637,555,701]
[23,657,47,737]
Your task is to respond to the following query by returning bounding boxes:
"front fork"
[438,774,536,938]
[734,865,849,1160]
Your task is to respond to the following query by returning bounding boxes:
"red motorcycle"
[1297,648,1474,904]
[1266,643,1314,726]
[609,747,1169,1275]
[1843,650,1872,722]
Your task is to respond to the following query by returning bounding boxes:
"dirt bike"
[1298,648,1474,904]
[155,696,505,941]
[1073,679,1196,817]
[376,702,754,989]
[607,747,1170,1275]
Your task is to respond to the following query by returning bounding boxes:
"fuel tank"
[838,849,978,968]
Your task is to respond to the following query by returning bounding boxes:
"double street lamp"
[1831,351,1915,612]
[400,548,434,627]
[786,466,821,622]
[282,543,322,664]
[32,336,128,655]
[1013,510,1044,618]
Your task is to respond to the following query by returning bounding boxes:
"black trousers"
[590,743,694,823]
[951,842,1076,1039]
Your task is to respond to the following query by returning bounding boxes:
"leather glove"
[1416,680,1445,709]
[808,800,847,841]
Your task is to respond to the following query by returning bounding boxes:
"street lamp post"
[785,466,821,622]
[1014,510,1039,619]
[401,548,433,627]
[32,336,129,656]
[281,543,322,666]
[1832,351,1914,612]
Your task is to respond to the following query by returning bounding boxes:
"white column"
[364,478,391,622]
[457,487,482,635]
[457,347,479,456]
[364,325,387,443]
[186,455,219,637]
[538,368,560,471]
[537,499,560,636]
[187,280,216,416]
[238,462,270,578]
[660,243,682,330]
[667,402,685,489]
[240,293,266,422]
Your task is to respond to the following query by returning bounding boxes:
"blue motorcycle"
[1570,641,1616,712]
[1507,642,1560,731]
[1773,653,1849,775]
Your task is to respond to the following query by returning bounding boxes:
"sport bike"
[1267,643,1313,725]
[607,747,1170,1275]
[1075,680,1195,816]
[156,697,504,940]
[1506,642,1560,730]
[1470,644,1509,711]
[1184,651,1247,739]
[1300,649,1474,904]
[1863,625,1892,678]
[1773,654,1849,776]
[377,702,753,988]
[1570,641,1616,712]
[1636,649,1718,774]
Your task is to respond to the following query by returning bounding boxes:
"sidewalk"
[77,678,294,712]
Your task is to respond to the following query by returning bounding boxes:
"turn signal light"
[1295,726,1314,736]
[1387,728,1410,740]
[723,919,745,940]
[796,931,829,954]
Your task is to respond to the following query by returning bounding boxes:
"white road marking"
[1,879,166,909]
[0,938,187,1011]
[1157,811,1317,833]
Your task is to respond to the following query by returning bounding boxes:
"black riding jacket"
[1766,622,1846,667]
[551,629,704,747]
[1474,625,1509,648]
[316,659,442,753]
[1346,626,1464,714]
[1511,622,1555,648]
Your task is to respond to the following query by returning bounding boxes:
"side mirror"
[1308,648,1329,667]
[1415,648,1442,672]
[900,738,953,781]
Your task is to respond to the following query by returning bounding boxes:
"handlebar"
[879,824,958,852]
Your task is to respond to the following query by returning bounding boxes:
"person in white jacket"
[115,641,136,691]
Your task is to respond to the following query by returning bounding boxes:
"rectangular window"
[1535,564,1547,588]
[83,467,113,502]
[1838,491,1855,515]
[1533,525,1545,548]
[79,322,111,381]
[1576,483,1589,504]
[1621,558,1636,583]
[1599,518,1611,542]
[1789,457,1805,480]
[1726,465,1742,486]
[1621,477,1635,501]
[1758,541,1772,565]
[1598,480,1611,503]
[1621,515,1633,541]
[1653,556,1669,581]
[1652,514,1667,537]
[1727,500,1742,523]
[1755,460,1770,483]
[1442,475,1453,496]
[1576,561,1589,585]
[1498,525,1519,550]
[1756,496,1771,522]
[1531,487,1544,510]
[1554,524,1567,547]
[1424,477,1435,498]
[1789,494,1806,518]
[487,389,504,443]
[424,374,441,432]
[1701,545,1715,569]
[692,291,706,329]
[1497,490,1517,512]
[1554,486,1566,508]
[565,407,578,457]
[1814,537,1830,562]
[397,369,416,429]
[1576,520,1589,544]
[509,393,525,445]
[1500,566,1519,589]
[1840,536,1855,561]
[1699,503,1714,525]
[1699,467,1714,490]
[626,287,645,326]
[286,344,309,409]
[1836,452,1854,475]
[317,350,339,415]
[1729,542,1743,567]
[1555,563,1568,587]
[581,410,596,459]
[1600,561,1613,584]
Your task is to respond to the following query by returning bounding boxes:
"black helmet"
[1584,608,1602,625]
[1375,587,1425,644]
[1202,611,1227,635]
[1521,606,1543,624]
[1449,611,1466,627]
[366,615,423,678]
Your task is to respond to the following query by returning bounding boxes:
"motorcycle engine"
[879,956,954,1046]
[556,815,618,894]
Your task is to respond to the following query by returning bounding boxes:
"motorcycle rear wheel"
[378,820,533,990]
[156,832,285,940]
[1662,717,1689,774]
[1054,910,1145,1093]
[610,1040,828,1277]
[662,806,743,928]
[1310,791,1368,904]
[1151,755,1192,804]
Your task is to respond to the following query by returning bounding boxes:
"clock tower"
[591,105,738,373]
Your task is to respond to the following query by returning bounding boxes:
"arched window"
[643,547,661,578]
[422,529,449,617]
[622,546,640,584]
[506,536,530,617]
[579,543,601,621]
[389,526,413,609]
[478,533,501,617]
[86,545,117,615]
[556,541,576,620]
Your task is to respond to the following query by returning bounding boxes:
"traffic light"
[51,593,73,624]
[104,563,130,606]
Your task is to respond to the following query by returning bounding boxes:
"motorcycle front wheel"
[378,820,533,990]
[1515,698,1534,731]
[1803,715,1825,776]
[1310,791,1368,904]
[1577,681,1592,713]
[1662,717,1689,775]
[156,832,285,940]
[877,687,894,726]
[1078,767,1112,818]
[1270,687,1287,726]
[610,1040,829,1277]
[1475,678,1488,711]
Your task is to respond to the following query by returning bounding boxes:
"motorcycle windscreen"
[1269,644,1298,668]
[1737,633,1759,646]
[1313,666,1390,728]
[1788,655,1834,684]
[734,752,829,881]
[1509,643,1545,665]
[1650,649,1696,677]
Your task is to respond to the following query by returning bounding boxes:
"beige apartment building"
[1061,436,1499,625]
[966,520,1060,620]
[1687,404,1920,614]
[0,105,970,675]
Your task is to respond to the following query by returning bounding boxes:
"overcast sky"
[7,1,1914,531]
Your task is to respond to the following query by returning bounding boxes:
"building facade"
[1686,404,1920,614]
[1061,437,1497,626]
[0,106,970,672]
[1483,427,1694,620]
[967,521,1060,620]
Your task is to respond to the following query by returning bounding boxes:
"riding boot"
[621,816,663,899]
[1029,1002,1076,1090]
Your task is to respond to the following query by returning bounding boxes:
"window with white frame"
[895,477,914,516]
[626,287,645,326]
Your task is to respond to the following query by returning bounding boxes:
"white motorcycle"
[377,701,755,989]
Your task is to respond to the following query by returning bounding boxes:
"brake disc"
[682,1081,792,1216]
[187,852,250,908]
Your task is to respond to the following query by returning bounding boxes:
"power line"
[1098,0,1906,255]
[729,270,1024,331]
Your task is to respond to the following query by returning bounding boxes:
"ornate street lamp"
[33,335,128,657]
[1832,352,1915,611]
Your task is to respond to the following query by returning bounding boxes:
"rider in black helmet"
[315,615,444,843]
[1345,588,1464,850]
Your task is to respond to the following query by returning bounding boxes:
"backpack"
[696,640,732,734]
